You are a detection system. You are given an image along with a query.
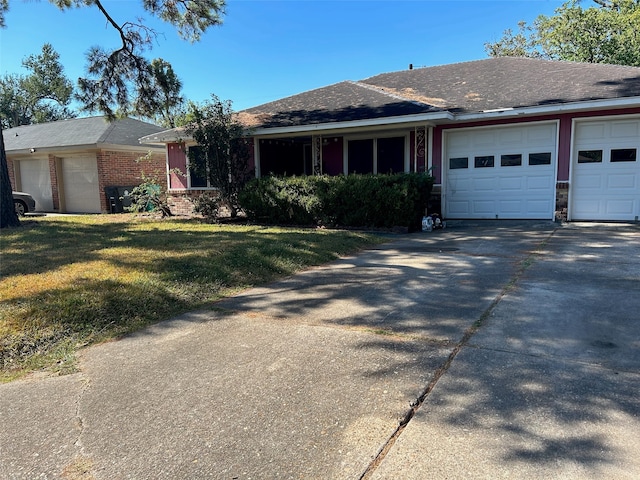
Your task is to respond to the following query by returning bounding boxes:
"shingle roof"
[362,57,640,113]
[4,116,165,152]
[139,57,640,143]
[241,81,440,128]
[241,57,640,129]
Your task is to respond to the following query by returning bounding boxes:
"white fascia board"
[250,111,454,137]
[453,96,640,122]
[139,128,191,144]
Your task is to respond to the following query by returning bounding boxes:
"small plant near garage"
[126,174,173,217]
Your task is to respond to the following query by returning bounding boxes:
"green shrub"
[239,173,433,231]
[190,193,220,222]
[126,176,172,217]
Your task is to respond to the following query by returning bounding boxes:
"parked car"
[12,191,36,216]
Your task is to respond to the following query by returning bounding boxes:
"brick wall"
[49,155,60,210]
[6,158,15,190]
[167,189,222,217]
[555,182,569,222]
[96,150,165,212]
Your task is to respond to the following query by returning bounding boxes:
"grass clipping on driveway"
[0,215,381,382]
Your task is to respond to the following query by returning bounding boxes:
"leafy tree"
[484,21,544,59]
[485,0,640,66]
[0,0,227,228]
[0,43,75,129]
[142,59,185,128]
[185,95,253,218]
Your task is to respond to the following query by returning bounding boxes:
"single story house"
[5,116,166,214]
[142,57,640,222]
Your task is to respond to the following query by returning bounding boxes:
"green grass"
[0,214,383,382]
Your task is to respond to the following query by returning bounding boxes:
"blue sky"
[1,0,565,112]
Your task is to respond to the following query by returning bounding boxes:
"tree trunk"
[0,128,20,228]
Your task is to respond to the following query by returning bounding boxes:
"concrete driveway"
[1,222,638,479]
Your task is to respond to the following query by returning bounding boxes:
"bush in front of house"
[190,193,220,222]
[238,173,434,231]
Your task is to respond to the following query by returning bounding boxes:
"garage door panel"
[62,157,101,213]
[447,177,472,194]
[473,131,496,147]
[526,175,553,190]
[498,176,523,190]
[499,200,523,214]
[472,177,496,191]
[605,200,635,215]
[573,118,640,221]
[527,125,555,144]
[576,123,606,141]
[499,129,523,145]
[527,199,553,215]
[18,159,53,211]
[606,173,636,189]
[575,173,602,189]
[448,201,470,216]
[611,121,638,138]
[446,123,557,219]
[472,200,495,215]
[574,200,600,216]
[448,132,471,151]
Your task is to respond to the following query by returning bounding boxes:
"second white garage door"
[571,118,640,221]
[62,156,102,213]
[444,123,557,219]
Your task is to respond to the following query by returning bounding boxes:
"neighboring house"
[141,57,640,222]
[5,116,166,214]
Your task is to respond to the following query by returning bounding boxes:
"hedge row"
[238,173,434,231]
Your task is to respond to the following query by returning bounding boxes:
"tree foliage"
[485,0,640,66]
[185,96,253,218]
[143,59,185,128]
[73,0,225,119]
[0,43,75,129]
[0,0,227,228]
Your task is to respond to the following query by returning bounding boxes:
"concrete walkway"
[1,222,638,479]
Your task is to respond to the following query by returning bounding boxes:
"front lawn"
[0,215,382,382]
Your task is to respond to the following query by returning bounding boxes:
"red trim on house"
[167,142,188,189]
[322,137,343,175]
[434,107,640,184]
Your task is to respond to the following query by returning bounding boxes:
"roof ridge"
[348,80,433,107]
[97,117,118,143]
[362,56,640,82]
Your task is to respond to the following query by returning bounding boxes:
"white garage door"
[444,123,557,219]
[18,158,53,211]
[62,156,101,213]
[572,118,640,221]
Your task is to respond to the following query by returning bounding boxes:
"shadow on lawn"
[1,218,374,279]
[1,217,378,377]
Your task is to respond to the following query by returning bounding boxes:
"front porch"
[254,127,430,177]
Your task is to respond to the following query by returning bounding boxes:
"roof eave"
[251,110,454,137]
[6,142,165,155]
[139,97,640,144]
[453,96,640,122]
[139,129,189,145]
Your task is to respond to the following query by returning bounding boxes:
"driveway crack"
[358,228,558,479]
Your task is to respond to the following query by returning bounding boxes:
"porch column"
[415,126,426,173]
[253,137,261,178]
[312,135,322,175]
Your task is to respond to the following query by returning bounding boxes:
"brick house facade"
[5,117,166,214]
